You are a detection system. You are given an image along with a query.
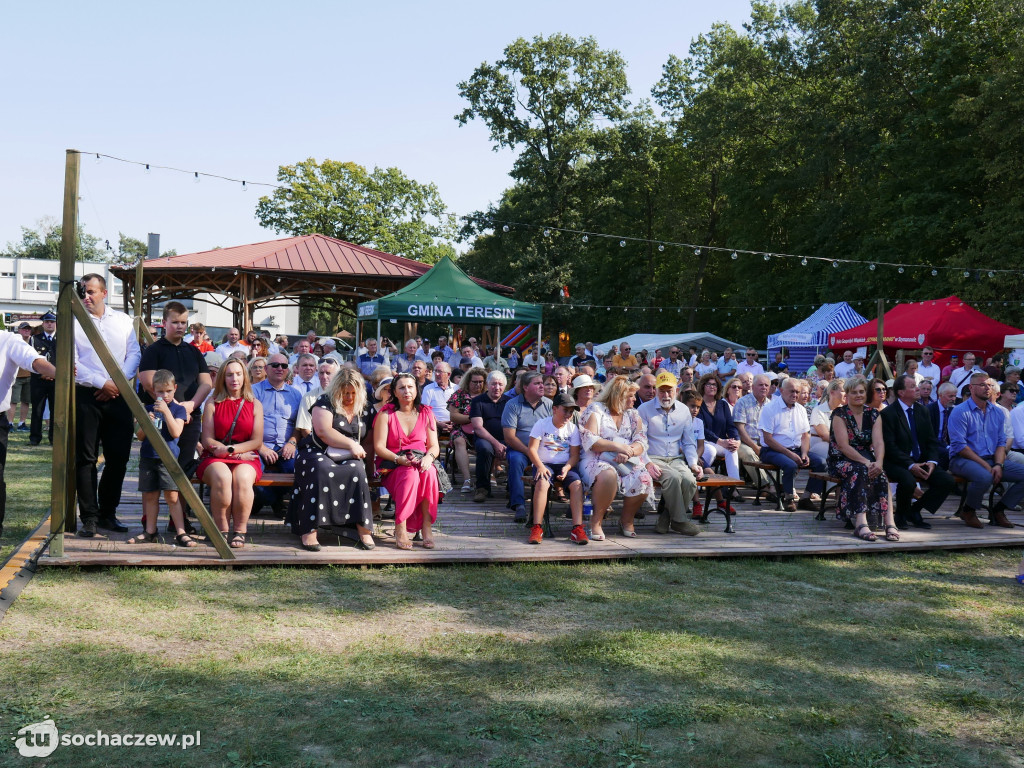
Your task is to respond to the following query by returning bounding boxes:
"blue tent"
[767,302,868,374]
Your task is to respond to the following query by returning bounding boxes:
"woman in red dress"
[197,359,264,548]
[373,372,440,550]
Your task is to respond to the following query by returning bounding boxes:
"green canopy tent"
[355,255,543,353]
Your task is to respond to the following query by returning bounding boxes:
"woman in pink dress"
[373,372,441,550]
[197,359,264,548]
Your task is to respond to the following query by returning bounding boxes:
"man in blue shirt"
[252,353,303,516]
[947,371,1024,528]
[501,371,553,522]
[716,347,738,381]
[357,337,387,378]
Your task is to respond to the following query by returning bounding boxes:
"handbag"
[379,449,452,494]
[202,399,245,460]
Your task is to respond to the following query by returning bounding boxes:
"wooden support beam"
[68,294,235,560]
[50,150,81,556]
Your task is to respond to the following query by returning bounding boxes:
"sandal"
[395,538,413,550]
[884,526,901,542]
[174,532,198,548]
[127,530,159,544]
[854,524,877,542]
[420,537,435,550]
[229,533,246,549]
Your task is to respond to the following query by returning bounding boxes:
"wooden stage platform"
[37,472,1024,568]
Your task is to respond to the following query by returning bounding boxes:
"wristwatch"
[227,446,235,455]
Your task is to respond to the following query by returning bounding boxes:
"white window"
[22,274,60,292]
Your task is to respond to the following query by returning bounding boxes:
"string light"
[763,253,771,261]
[241,181,247,192]
[502,225,509,232]
[869,264,876,271]
[543,228,551,237]
[898,267,905,274]
[832,260,839,268]
[619,240,626,248]
[193,172,200,184]
[582,234,588,243]
[801,258,808,266]
[144,164,150,174]
[731,252,738,260]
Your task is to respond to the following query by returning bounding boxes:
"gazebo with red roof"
[110,234,512,330]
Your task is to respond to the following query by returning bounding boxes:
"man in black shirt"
[569,343,596,371]
[137,302,212,481]
[469,370,511,502]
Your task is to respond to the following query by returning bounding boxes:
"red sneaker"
[569,525,589,545]
[528,524,544,545]
[717,500,737,514]
[692,501,704,519]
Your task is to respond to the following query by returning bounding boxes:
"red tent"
[828,296,1022,366]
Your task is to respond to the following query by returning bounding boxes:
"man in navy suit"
[882,374,956,529]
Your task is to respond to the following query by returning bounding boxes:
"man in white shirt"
[215,327,247,360]
[757,377,826,511]
[834,350,856,379]
[735,347,766,377]
[459,343,483,369]
[74,273,142,537]
[0,329,55,538]
[637,371,702,536]
[948,352,983,398]
[731,373,773,495]
[917,347,942,389]
[421,362,457,434]
[521,344,542,371]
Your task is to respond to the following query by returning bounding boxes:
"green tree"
[2,217,108,261]
[254,158,457,263]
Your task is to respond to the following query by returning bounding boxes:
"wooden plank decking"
[37,472,1024,568]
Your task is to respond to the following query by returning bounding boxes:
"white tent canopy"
[592,331,748,357]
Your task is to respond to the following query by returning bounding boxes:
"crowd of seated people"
[112,320,1024,553]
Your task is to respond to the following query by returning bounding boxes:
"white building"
[0,257,299,338]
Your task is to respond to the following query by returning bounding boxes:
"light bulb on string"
[619,240,626,248]
[582,234,588,243]
[832,260,839,268]
[241,181,247,192]
[963,271,970,278]
[658,244,664,252]
[94,153,101,164]
[931,269,938,276]
[801,258,808,266]
[988,271,995,278]
[763,253,771,262]
[898,267,905,274]
[194,172,200,183]
[502,225,509,232]
[731,252,738,260]
[145,164,151,175]
[543,229,551,237]
[869,263,876,271]
[694,248,701,256]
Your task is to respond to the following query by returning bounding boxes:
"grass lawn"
[1,432,1023,767]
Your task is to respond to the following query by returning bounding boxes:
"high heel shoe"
[357,536,376,551]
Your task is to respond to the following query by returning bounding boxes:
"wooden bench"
[694,474,745,533]
[194,471,383,519]
[950,474,1000,520]
[809,472,842,521]
[741,461,785,510]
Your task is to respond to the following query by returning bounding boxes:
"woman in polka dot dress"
[289,368,376,551]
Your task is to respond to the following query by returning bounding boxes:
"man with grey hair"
[422,361,457,434]
[501,370,553,522]
[949,352,983,398]
[470,370,511,503]
[758,376,826,511]
[638,371,702,535]
[732,373,773,496]
[1005,366,1023,406]
[393,339,419,374]
[292,358,341,441]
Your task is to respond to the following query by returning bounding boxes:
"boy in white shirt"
[526,393,587,545]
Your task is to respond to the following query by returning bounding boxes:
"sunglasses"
[267,362,289,369]
[746,353,757,357]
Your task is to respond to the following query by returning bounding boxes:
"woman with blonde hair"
[248,357,267,384]
[197,359,264,548]
[579,375,652,540]
[289,367,376,551]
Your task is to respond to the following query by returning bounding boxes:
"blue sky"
[1,0,753,257]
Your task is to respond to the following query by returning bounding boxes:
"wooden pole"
[50,150,81,556]
[68,294,235,560]
[866,298,893,382]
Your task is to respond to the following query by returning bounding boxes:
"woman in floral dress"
[828,375,898,542]
[579,375,653,540]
